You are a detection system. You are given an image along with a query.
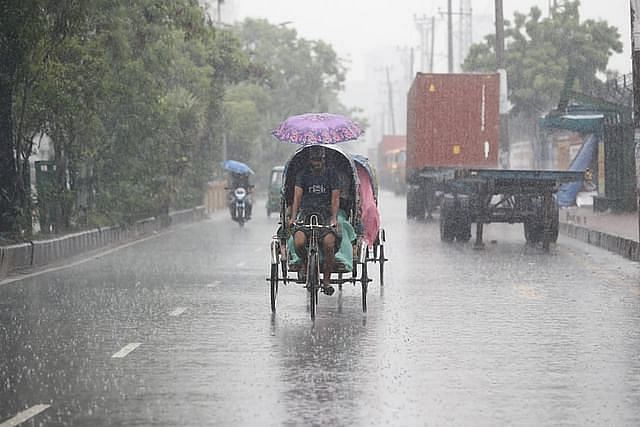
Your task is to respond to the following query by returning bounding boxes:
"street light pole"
[631,0,640,242]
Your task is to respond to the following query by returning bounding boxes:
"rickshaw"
[268,145,387,319]
[266,166,284,217]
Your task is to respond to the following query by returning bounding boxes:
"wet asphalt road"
[1,191,639,426]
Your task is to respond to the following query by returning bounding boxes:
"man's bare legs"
[293,230,307,276]
[322,233,336,291]
[293,229,336,295]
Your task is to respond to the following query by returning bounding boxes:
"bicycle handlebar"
[290,214,337,230]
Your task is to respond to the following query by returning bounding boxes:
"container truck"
[406,72,584,250]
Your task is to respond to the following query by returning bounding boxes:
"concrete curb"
[559,222,640,262]
[0,206,207,278]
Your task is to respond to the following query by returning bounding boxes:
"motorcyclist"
[228,171,253,220]
[288,145,340,295]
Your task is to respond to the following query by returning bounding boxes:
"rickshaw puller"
[288,145,341,295]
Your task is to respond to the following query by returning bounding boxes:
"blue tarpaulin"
[557,133,598,207]
[540,105,603,207]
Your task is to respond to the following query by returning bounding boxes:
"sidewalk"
[559,206,639,261]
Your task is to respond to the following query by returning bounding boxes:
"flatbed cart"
[436,168,586,251]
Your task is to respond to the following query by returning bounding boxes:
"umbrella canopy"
[222,160,255,175]
[271,112,363,145]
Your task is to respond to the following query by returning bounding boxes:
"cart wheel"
[270,263,278,313]
[440,212,455,242]
[308,253,319,320]
[361,262,368,313]
[549,197,559,243]
[456,218,472,242]
[378,244,385,287]
[524,220,543,243]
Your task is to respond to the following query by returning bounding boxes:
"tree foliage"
[1,0,248,236]
[222,18,364,181]
[0,0,89,235]
[462,1,622,116]
[0,5,362,238]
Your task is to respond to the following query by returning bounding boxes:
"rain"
[1,1,639,426]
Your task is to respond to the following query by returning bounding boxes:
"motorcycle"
[229,186,252,226]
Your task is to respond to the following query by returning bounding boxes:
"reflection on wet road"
[1,192,639,425]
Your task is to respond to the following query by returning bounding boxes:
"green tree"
[463,1,622,116]
[0,0,88,236]
[7,0,248,231]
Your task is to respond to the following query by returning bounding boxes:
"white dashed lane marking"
[0,404,51,427]
[169,307,187,316]
[111,343,141,358]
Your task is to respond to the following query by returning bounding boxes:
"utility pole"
[414,14,435,72]
[438,2,472,72]
[495,0,509,169]
[632,0,640,241]
[410,47,415,81]
[217,0,223,24]
[447,0,453,72]
[459,0,473,68]
[430,16,436,72]
[386,67,396,135]
[495,0,505,71]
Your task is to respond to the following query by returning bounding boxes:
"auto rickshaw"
[266,166,284,218]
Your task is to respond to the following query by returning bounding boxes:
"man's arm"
[330,189,340,226]
[290,185,303,225]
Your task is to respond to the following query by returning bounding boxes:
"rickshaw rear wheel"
[270,263,278,313]
[378,244,385,287]
[280,259,288,284]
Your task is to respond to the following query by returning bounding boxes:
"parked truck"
[378,135,406,194]
[406,72,584,250]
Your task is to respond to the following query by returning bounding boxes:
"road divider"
[0,206,206,279]
[559,222,640,262]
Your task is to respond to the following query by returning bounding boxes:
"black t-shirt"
[295,168,338,211]
[230,173,250,189]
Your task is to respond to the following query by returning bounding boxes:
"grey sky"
[225,0,630,76]
[216,1,631,142]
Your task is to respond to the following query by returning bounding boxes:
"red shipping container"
[406,73,500,170]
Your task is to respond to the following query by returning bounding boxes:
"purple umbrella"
[271,112,363,145]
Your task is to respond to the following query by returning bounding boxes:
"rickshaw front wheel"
[308,252,320,320]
